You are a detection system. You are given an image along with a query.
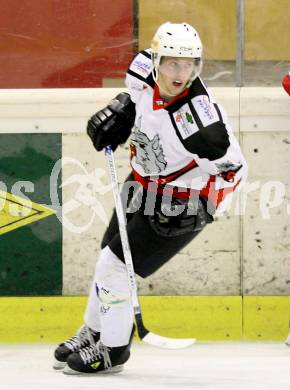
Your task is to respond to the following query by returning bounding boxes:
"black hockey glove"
[87,92,135,151]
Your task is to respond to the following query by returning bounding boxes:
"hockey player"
[282,71,290,96]
[53,22,248,374]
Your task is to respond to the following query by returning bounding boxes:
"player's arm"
[87,92,136,151]
[173,97,246,183]
[202,104,246,183]
[195,118,246,184]
[195,128,247,185]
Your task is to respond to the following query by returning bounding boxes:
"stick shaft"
[105,146,141,314]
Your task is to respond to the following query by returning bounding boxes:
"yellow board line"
[0,296,289,343]
[244,296,290,341]
[0,190,56,235]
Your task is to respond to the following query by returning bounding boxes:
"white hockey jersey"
[125,49,247,212]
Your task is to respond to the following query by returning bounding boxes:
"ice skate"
[63,324,135,375]
[53,324,100,369]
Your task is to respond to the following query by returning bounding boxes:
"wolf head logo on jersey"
[130,116,167,174]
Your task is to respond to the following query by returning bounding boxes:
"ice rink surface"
[1,342,290,390]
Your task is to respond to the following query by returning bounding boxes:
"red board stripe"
[0,0,133,88]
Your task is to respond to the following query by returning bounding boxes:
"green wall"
[0,134,62,295]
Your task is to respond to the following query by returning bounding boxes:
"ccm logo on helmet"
[179,47,193,51]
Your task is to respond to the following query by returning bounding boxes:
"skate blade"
[53,360,67,370]
[63,364,124,375]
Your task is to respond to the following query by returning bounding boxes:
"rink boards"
[1,296,290,342]
[0,87,290,341]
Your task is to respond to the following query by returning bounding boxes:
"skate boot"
[285,334,290,346]
[53,324,100,369]
[63,324,135,375]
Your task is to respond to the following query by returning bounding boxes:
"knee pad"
[95,246,130,306]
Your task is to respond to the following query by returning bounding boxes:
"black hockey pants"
[101,173,213,278]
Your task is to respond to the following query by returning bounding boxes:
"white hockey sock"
[84,246,134,347]
[83,252,103,332]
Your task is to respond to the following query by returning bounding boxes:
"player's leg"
[53,250,105,369]
[53,173,138,369]
[108,195,213,277]
[53,245,133,371]
[62,195,211,373]
[64,246,135,374]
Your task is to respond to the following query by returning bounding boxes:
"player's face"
[158,57,197,98]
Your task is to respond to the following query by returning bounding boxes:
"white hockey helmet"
[151,22,203,86]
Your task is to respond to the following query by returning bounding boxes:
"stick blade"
[142,332,196,349]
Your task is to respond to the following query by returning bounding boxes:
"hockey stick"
[105,145,196,349]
